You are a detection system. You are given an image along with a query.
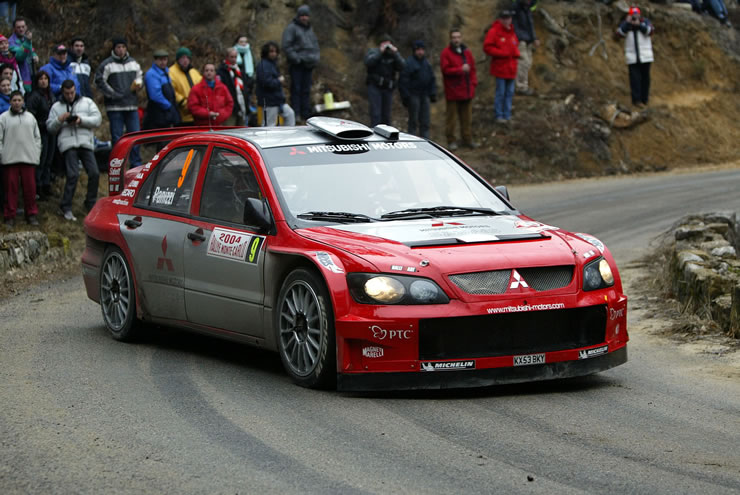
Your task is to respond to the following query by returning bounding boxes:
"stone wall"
[668,212,740,338]
[0,231,72,273]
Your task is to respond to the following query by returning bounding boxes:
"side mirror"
[495,185,510,201]
[243,197,273,234]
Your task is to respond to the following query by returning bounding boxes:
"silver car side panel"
[183,226,266,337]
[118,214,188,321]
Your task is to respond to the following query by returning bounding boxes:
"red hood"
[296,215,598,275]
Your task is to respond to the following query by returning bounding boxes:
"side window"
[134,146,206,213]
[199,148,262,225]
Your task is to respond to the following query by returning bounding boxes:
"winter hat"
[628,6,641,16]
[153,48,169,58]
[0,35,7,42]
[500,9,515,18]
[176,46,192,59]
[297,5,311,16]
[412,40,425,50]
[112,36,127,48]
[54,44,67,54]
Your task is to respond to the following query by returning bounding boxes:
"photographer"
[364,35,405,127]
[46,79,102,221]
[616,6,654,109]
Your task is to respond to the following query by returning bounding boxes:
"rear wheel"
[276,268,336,388]
[99,247,140,341]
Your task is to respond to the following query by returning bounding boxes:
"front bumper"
[337,345,627,392]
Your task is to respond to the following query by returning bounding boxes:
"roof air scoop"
[373,124,399,140]
[307,117,374,140]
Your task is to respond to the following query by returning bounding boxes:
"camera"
[65,114,77,123]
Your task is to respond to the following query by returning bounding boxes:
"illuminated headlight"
[583,257,615,291]
[364,276,405,304]
[348,273,450,305]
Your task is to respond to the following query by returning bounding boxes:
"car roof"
[202,126,426,149]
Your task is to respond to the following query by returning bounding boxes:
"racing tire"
[99,246,141,341]
[276,268,336,389]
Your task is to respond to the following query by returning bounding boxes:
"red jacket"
[440,44,478,101]
[483,20,520,80]
[187,79,234,126]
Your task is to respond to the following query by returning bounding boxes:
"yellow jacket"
[169,63,202,123]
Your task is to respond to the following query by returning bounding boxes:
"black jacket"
[216,62,253,117]
[512,0,538,43]
[255,58,286,107]
[364,48,405,90]
[399,54,437,100]
[25,88,53,132]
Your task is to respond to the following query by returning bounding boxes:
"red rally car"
[82,117,628,391]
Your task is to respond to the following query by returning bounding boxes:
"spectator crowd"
[0,1,733,229]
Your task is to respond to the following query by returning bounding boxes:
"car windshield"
[263,142,510,223]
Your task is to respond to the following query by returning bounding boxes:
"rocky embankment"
[666,212,740,338]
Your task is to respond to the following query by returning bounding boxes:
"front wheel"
[99,247,140,341]
[276,268,336,389]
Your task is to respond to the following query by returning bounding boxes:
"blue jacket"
[39,58,80,98]
[399,54,437,100]
[143,63,181,129]
[0,93,9,115]
[255,58,286,107]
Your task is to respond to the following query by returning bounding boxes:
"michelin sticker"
[207,228,265,264]
[575,233,605,253]
[421,360,475,371]
[316,251,344,273]
[578,345,608,360]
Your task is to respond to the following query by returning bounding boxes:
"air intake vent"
[449,265,574,295]
[449,270,511,295]
[306,116,374,140]
[518,266,574,291]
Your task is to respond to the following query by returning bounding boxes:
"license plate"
[513,353,545,366]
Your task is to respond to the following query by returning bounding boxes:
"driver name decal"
[207,228,265,264]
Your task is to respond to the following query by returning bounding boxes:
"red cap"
[628,6,641,17]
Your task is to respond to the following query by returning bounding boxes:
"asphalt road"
[2,167,739,494]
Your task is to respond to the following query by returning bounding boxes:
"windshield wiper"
[380,206,503,220]
[297,211,378,223]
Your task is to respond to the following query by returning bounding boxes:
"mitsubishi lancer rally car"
[82,117,628,391]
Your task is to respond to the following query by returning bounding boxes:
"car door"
[120,145,207,321]
[183,146,269,337]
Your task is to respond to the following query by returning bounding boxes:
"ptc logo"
[509,270,529,290]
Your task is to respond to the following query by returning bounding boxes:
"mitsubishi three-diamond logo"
[157,235,174,271]
[509,269,529,290]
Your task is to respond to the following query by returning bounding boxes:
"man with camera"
[616,6,654,109]
[46,79,102,221]
[364,35,405,127]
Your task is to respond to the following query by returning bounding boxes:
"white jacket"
[0,109,41,166]
[46,95,102,153]
[618,20,654,65]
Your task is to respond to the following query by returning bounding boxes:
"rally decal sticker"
[421,360,475,371]
[578,345,608,360]
[207,228,265,264]
[362,346,384,358]
[513,353,545,366]
[575,233,605,253]
[316,252,344,273]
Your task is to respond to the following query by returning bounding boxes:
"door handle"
[187,231,206,242]
[124,218,142,228]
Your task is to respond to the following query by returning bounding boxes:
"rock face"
[0,231,71,273]
[668,212,740,338]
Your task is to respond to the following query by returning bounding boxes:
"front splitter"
[337,345,627,392]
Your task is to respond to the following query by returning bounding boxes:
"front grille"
[419,305,606,360]
[449,265,574,295]
[518,266,574,291]
[449,270,510,295]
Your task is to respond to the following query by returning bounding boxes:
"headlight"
[583,257,615,291]
[348,273,450,305]
[364,276,405,304]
